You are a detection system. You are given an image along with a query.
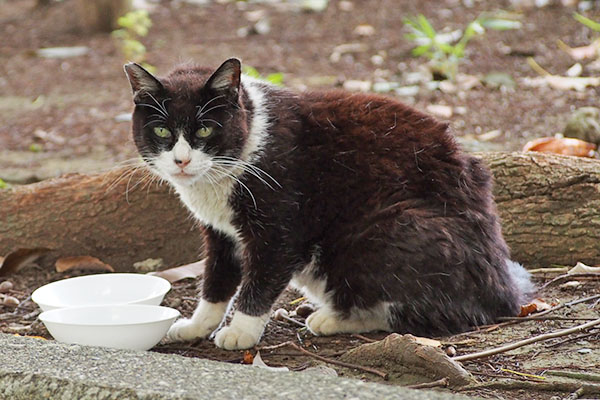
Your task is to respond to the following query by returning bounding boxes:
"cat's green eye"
[196,126,214,138]
[153,127,171,138]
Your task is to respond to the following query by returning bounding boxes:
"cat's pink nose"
[174,158,191,168]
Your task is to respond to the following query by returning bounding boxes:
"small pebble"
[295,303,315,319]
[445,345,457,357]
[272,308,289,321]
[578,348,592,354]
[0,281,13,293]
[1,294,20,307]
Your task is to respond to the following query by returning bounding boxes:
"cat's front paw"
[213,311,268,350]
[166,318,215,342]
[306,308,343,336]
[214,325,260,350]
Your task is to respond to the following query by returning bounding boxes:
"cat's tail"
[506,259,536,303]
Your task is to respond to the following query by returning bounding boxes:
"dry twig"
[406,377,449,390]
[261,341,388,380]
[454,318,600,362]
[540,273,600,290]
[460,380,600,395]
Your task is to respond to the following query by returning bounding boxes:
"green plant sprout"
[404,13,521,80]
[112,10,154,72]
[242,65,284,86]
[573,12,600,32]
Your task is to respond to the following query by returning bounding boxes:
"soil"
[1,0,600,399]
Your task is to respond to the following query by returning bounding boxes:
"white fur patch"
[214,311,269,350]
[156,76,271,243]
[306,303,392,336]
[167,299,228,342]
[290,253,330,307]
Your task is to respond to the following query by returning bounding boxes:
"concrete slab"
[0,333,475,399]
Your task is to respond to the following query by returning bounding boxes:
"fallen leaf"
[252,351,289,372]
[151,259,205,283]
[0,248,50,276]
[242,350,254,364]
[55,256,115,273]
[522,137,597,158]
[518,298,552,317]
[568,262,600,274]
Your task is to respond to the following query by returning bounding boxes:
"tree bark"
[482,152,600,268]
[0,167,202,273]
[0,152,599,273]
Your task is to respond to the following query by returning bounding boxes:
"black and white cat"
[124,58,533,350]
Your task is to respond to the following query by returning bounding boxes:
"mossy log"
[0,152,599,273]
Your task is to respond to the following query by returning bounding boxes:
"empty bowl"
[39,304,180,350]
[32,273,171,311]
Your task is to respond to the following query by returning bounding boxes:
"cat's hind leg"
[306,303,392,336]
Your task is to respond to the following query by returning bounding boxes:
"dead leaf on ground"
[252,351,289,372]
[522,137,597,158]
[518,298,552,317]
[568,262,600,274]
[242,350,254,364]
[0,248,50,276]
[151,259,206,283]
[55,256,114,273]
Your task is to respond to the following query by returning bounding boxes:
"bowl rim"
[31,273,171,309]
[39,304,180,327]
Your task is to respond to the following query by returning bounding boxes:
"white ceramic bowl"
[32,273,171,311]
[39,304,180,350]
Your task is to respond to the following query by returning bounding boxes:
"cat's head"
[124,59,249,187]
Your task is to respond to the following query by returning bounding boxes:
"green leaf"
[29,143,42,153]
[574,12,600,32]
[266,72,284,86]
[0,178,6,189]
[481,18,522,31]
[417,14,436,38]
[242,65,261,78]
[412,44,433,56]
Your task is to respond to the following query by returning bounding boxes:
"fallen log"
[484,152,600,268]
[0,151,599,273]
[0,167,202,273]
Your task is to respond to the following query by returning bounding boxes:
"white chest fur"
[175,179,240,240]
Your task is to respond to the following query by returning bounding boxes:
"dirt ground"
[1,0,600,399]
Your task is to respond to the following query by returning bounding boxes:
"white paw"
[166,317,216,342]
[166,299,228,342]
[214,325,260,350]
[213,311,269,350]
[306,308,343,336]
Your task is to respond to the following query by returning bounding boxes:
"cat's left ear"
[205,58,241,100]
[123,63,164,102]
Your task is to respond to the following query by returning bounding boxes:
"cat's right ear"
[205,58,242,100]
[123,63,164,102]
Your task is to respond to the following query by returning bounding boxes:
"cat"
[124,58,534,350]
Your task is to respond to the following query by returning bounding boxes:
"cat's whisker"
[198,118,223,128]
[196,95,226,118]
[211,165,258,209]
[213,160,276,191]
[137,103,168,119]
[143,119,167,128]
[213,156,281,189]
[147,92,170,118]
[104,164,147,194]
[197,103,228,119]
